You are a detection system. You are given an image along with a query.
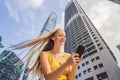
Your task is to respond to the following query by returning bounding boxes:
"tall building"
[117,44,120,51]
[109,0,120,4]
[0,36,4,48]
[64,0,120,80]
[39,12,57,36]
[0,50,28,80]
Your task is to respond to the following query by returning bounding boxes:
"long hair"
[10,28,62,77]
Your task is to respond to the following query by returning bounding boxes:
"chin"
[60,43,65,46]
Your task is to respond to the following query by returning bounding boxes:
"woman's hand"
[65,53,83,67]
[66,53,83,80]
[73,55,83,68]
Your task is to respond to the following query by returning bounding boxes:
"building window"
[98,63,104,68]
[79,73,81,77]
[78,66,80,70]
[83,70,87,75]
[85,76,94,80]
[86,61,89,65]
[91,32,94,34]
[91,58,95,62]
[83,54,89,59]
[99,47,103,50]
[93,65,98,70]
[97,43,101,46]
[96,72,109,80]
[95,40,99,42]
[94,37,97,39]
[89,50,97,56]
[90,29,92,32]
[76,75,78,79]
[87,46,95,52]
[92,34,95,37]
[85,42,94,47]
[95,56,100,60]
[88,68,91,73]
[82,63,85,67]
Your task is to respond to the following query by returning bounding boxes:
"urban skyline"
[0,50,28,80]
[0,0,120,80]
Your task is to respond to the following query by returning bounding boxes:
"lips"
[60,40,65,43]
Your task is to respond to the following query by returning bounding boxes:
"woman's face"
[52,29,66,46]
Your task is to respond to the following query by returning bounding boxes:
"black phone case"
[75,45,85,57]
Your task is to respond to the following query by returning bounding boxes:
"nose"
[62,37,66,41]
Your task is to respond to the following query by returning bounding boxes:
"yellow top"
[47,51,69,80]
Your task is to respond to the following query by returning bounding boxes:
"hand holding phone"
[75,45,85,58]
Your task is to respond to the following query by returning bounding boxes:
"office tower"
[109,0,120,4]
[0,36,4,48]
[0,50,28,80]
[39,12,57,36]
[64,0,120,80]
[117,44,120,51]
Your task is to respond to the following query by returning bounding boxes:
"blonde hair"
[11,28,63,77]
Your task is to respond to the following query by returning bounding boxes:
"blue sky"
[0,0,68,47]
[0,0,120,79]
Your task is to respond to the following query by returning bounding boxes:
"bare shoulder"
[40,51,49,57]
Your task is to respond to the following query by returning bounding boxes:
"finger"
[72,53,79,57]
[79,55,83,60]
[75,59,80,63]
[74,57,80,60]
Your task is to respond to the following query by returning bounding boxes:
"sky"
[0,0,120,79]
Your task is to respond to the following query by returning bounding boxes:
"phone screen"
[75,45,85,57]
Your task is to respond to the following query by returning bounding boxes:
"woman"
[11,28,82,80]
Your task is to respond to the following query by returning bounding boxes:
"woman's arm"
[40,52,69,80]
[67,65,78,80]
[67,55,83,80]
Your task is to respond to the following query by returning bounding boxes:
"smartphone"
[75,45,85,57]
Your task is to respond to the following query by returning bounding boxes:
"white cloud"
[21,25,37,36]
[14,24,37,39]
[58,0,70,9]
[5,0,20,22]
[5,0,44,22]
[26,0,44,8]
[13,0,44,10]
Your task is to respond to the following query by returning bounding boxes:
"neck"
[51,44,62,55]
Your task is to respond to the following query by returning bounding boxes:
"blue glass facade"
[39,12,57,36]
[0,36,4,48]
[0,50,28,80]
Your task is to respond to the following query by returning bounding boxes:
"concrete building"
[117,44,120,51]
[64,0,120,80]
[109,0,120,4]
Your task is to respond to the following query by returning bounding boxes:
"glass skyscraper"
[0,36,4,48]
[64,0,120,80]
[0,50,28,80]
[39,12,57,36]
